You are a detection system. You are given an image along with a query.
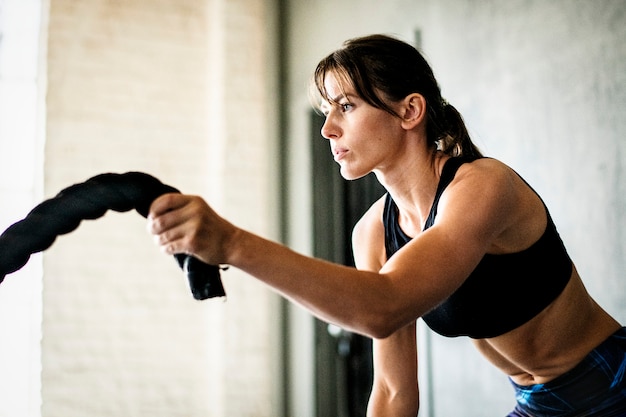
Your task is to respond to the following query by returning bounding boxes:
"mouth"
[333,147,348,162]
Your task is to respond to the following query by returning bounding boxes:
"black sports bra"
[383,157,573,339]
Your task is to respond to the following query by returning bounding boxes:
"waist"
[509,327,626,417]
[478,272,621,385]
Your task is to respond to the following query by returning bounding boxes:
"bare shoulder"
[444,157,547,253]
[435,158,537,249]
[442,158,520,220]
[352,193,387,239]
[352,193,388,271]
[453,157,517,188]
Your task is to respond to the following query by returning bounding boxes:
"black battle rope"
[0,172,225,300]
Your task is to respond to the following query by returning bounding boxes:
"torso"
[474,268,620,385]
[381,156,621,385]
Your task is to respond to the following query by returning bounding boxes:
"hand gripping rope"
[0,172,225,300]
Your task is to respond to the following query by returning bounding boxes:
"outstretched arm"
[147,160,513,338]
[148,192,393,336]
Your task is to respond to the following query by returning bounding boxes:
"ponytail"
[429,100,483,159]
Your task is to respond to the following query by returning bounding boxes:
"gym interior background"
[0,0,624,416]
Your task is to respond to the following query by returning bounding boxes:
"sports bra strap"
[423,157,475,231]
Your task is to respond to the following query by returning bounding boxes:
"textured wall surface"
[0,1,45,416]
[42,0,281,416]
[284,0,626,415]
[418,4,626,413]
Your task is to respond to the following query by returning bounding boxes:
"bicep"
[379,226,483,318]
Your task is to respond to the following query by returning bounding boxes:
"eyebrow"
[329,92,356,103]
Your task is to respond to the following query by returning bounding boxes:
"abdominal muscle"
[472,266,622,386]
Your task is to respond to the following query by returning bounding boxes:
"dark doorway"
[310,111,385,417]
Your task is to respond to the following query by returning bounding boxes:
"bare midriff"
[472,267,622,386]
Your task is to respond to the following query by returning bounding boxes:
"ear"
[400,93,427,130]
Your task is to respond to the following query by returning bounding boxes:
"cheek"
[362,113,398,138]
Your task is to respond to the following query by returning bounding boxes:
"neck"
[376,150,449,233]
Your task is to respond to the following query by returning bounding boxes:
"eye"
[340,102,354,112]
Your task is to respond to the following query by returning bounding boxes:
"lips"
[333,147,348,162]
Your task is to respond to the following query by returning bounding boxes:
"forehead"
[322,70,355,102]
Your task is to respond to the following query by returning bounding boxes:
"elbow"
[365,323,396,340]
[367,323,402,340]
[360,311,409,339]
[345,281,424,339]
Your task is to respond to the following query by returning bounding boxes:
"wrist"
[222,224,246,267]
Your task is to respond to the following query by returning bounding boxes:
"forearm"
[367,388,419,417]
[226,228,397,336]
[367,323,419,417]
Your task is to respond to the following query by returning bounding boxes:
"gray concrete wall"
[284,0,626,415]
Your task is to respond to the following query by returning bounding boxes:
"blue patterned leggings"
[507,327,626,417]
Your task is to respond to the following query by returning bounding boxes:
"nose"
[320,115,340,140]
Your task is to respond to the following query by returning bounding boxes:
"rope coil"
[0,172,225,300]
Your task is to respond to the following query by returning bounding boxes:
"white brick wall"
[0,0,45,416]
[42,1,281,416]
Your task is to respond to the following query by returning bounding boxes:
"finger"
[153,223,188,253]
[148,193,186,217]
[160,240,181,256]
[153,226,177,246]
[148,208,187,236]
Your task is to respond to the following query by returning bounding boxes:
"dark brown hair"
[313,34,482,158]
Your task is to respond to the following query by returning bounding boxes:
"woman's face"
[319,73,406,180]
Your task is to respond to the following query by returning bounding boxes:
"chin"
[340,168,367,181]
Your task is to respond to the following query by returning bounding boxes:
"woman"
[148,34,625,416]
